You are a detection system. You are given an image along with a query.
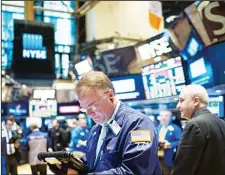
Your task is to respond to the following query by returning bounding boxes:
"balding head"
[177,84,209,120]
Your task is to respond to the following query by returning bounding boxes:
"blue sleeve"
[95,115,160,175]
[70,128,81,148]
[170,126,182,149]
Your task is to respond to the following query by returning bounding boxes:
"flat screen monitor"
[110,74,146,101]
[13,20,55,79]
[57,102,80,116]
[74,59,93,80]
[29,100,57,117]
[6,102,29,116]
[142,56,186,99]
[208,96,224,118]
[187,41,225,88]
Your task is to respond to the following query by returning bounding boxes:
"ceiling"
[162,1,194,17]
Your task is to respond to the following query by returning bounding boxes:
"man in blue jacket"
[157,110,182,174]
[49,71,161,175]
[69,118,90,153]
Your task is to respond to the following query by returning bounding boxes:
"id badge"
[109,120,121,136]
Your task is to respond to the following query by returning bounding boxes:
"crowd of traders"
[1,71,225,175]
[2,114,91,175]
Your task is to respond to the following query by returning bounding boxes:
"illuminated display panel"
[208,96,224,118]
[34,1,76,79]
[187,41,225,88]
[29,100,57,118]
[142,56,186,99]
[110,74,146,101]
[2,1,25,70]
[6,102,29,117]
[13,20,55,79]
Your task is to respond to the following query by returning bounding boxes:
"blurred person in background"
[22,124,50,175]
[157,110,182,174]
[7,115,22,137]
[3,117,20,175]
[69,117,90,156]
[171,84,225,175]
[49,119,67,151]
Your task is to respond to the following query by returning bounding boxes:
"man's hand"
[163,140,172,149]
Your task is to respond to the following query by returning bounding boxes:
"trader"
[49,71,161,174]
[171,84,225,175]
[157,110,182,174]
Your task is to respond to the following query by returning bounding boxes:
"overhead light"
[215,90,221,94]
[166,15,178,23]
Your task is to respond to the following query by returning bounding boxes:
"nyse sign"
[137,37,172,61]
[22,33,47,60]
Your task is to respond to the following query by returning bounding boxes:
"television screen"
[74,59,93,80]
[142,56,186,99]
[57,102,80,116]
[208,96,224,118]
[180,29,205,61]
[29,100,57,117]
[33,89,56,100]
[110,74,146,101]
[7,102,29,116]
[13,20,55,79]
[187,41,225,87]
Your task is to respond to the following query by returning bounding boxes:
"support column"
[25,1,34,21]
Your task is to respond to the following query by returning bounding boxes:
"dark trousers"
[30,164,47,175]
[6,154,18,175]
[159,157,171,175]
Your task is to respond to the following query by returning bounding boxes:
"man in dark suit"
[171,84,225,175]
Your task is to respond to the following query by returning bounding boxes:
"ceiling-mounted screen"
[13,20,55,79]
[187,41,225,88]
[142,56,186,99]
[110,74,146,101]
[29,100,57,117]
[57,102,80,116]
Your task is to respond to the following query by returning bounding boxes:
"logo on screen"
[22,33,47,60]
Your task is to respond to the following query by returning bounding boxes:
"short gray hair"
[183,84,209,105]
[75,71,114,95]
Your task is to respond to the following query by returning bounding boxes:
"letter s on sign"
[204,2,225,36]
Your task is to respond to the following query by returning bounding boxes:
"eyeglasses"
[80,91,108,113]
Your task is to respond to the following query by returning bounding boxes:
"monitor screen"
[7,102,29,116]
[208,96,224,118]
[29,100,57,117]
[13,20,55,79]
[110,74,146,101]
[74,59,93,80]
[57,102,80,116]
[26,117,42,128]
[142,56,186,99]
[187,41,225,87]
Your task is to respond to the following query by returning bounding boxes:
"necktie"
[158,126,167,157]
[95,124,108,165]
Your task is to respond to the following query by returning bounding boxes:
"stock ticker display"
[142,56,186,99]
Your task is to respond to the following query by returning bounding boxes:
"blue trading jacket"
[82,103,161,175]
[157,123,182,167]
[69,126,90,152]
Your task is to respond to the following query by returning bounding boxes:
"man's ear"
[193,96,200,107]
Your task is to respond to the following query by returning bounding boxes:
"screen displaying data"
[142,56,186,99]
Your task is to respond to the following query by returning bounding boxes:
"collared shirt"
[95,100,121,164]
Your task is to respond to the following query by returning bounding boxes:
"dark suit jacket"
[171,108,225,175]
